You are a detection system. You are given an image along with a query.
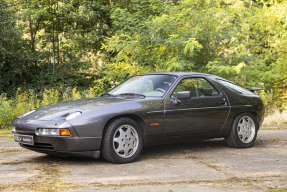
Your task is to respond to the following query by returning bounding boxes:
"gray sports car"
[12,72,265,163]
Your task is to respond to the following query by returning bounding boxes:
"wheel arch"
[226,110,259,148]
[103,114,146,140]
[232,111,260,128]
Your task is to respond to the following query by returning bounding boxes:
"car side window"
[217,79,255,95]
[197,78,219,97]
[172,78,219,98]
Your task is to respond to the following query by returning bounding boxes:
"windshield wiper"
[115,93,146,98]
[100,93,115,97]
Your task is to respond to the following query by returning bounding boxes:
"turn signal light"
[59,129,72,136]
[151,123,159,126]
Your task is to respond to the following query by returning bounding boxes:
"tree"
[101,0,233,82]
[0,0,30,94]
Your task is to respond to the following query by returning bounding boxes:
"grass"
[0,87,99,129]
[0,160,83,191]
[0,128,13,138]
[263,109,287,126]
[0,129,12,135]
[1,86,287,129]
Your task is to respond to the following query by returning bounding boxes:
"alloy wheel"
[113,125,139,158]
[237,116,256,143]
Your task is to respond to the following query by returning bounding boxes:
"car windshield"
[107,75,177,97]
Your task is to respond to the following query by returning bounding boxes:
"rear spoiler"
[245,87,261,92]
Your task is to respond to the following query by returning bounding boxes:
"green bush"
[0,87,101,129]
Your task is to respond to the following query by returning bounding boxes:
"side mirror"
[173,91,191,105]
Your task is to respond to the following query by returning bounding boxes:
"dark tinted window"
[172,78,219,98]
[218,80,255,95]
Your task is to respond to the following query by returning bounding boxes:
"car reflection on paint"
[12,72,265,163]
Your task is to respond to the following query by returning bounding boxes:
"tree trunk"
[57,0,60,67]
[29,15,42,52]
[29,18,35,51]
[52,12,55,68]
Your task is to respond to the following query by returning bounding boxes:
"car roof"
[138,72,218,78]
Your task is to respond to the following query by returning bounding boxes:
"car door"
[164,76,230,137]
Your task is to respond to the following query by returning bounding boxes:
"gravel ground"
[0,127,286,191]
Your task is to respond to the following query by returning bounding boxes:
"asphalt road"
[0,127,286,191]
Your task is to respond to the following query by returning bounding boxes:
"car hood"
[19,97,143,121]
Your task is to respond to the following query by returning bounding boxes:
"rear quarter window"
[217,79,255,95]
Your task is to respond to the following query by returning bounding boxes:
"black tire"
[226,113,258,148]
[101,118,143,164]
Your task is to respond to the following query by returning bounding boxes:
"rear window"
[217,79,255,95]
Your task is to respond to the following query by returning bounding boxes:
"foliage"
[272,74,287,111]
[1,0,287,129]
[0,0,32,95]
[207,1,287,86]
[0,129,12,135]
[0,87,100,129]
[102,0,287,110]
[1,0,112,96]
[101,1,246,90]
[263,108,287,126]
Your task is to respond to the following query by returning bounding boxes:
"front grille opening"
[21,143,55,151]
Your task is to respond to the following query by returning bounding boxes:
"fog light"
[12,126,16,133]
[37,128,59,136]
[59,129,71,136]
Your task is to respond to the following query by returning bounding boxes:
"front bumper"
[13,118,102,158]
[20,142,100,158]
[17,135,102,158]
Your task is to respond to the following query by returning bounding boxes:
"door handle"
[220,98,227,106]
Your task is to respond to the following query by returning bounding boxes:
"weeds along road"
[0,127,286,192]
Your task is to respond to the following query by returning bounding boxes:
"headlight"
[66,111,82,121]
[12,126,16,133]
[37,128,59,136]
[36,128,71,136]
[18,110,36,118]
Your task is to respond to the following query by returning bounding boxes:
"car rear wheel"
[101,118,143,163]
[226,113,258,148]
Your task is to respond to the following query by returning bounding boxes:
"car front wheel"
[101,118,143,163]
[226,113,258,148]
